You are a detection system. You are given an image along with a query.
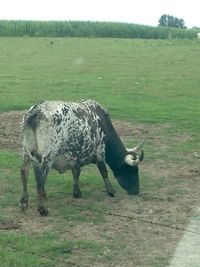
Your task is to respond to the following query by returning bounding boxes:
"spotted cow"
[19,100,144,215]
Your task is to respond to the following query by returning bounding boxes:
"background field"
[0,20,198,39]
[0,37,200,266]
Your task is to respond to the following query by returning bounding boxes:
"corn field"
[0,20,198,39]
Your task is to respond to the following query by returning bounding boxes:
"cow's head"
[112,140,144,195]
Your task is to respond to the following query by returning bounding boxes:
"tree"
[158,14,186,29]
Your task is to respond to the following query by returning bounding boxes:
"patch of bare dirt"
[17,213,53,234]
[0,220,20,230]
[0,110,171,152]
[0,110,25,153]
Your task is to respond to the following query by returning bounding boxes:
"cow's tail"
[22,104,42,165]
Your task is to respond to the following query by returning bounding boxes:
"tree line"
[159,14,186,29]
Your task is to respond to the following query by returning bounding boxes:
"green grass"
[0,230,105,267]
[0,38,199,134]
[0,37,200,266]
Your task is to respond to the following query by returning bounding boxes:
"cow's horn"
[125,150,144,166]
[127,139,145,153]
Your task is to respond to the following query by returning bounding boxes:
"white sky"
[0,0,199,28]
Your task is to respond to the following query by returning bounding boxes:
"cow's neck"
[96,109,127,170]
[105,126,127,170]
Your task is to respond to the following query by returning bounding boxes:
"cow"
[197,33,200,39]
[19,100,144,216]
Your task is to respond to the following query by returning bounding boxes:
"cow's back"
[22,100,108,169]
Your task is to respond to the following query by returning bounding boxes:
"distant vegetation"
[158,14,186,29]
[0,20,198,39]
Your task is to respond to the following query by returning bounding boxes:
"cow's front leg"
[72,166,82,198]
[19,154,30,210]
[97,161,116,197]
[33,164,49,216]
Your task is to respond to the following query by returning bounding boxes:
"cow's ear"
[124,150,144,166]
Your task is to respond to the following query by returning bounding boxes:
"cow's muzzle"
[127,189,139,195]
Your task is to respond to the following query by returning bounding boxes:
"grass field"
[0,38,199,128]
[0,37,200,266]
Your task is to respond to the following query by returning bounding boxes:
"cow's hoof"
[38,206,49,216]
[19,196,28,210]
[108,191,116,197]
[73,190,82,199]
[107,187,116,197]
[73,185,82,198]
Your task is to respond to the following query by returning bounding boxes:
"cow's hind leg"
[33,164,49,216]
[72,166,82,198]
[97,161,116,197]
[19,154,31,210]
